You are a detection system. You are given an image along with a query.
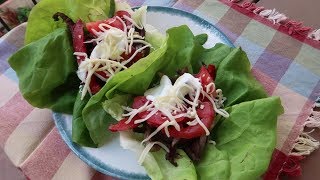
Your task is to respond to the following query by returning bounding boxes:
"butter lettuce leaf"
[120,131,197,180]
[198,97,283,180]
[200,45,268,106]
[196,145,231,179]
[72,91,97,147]
[25,0,115,44]
[148,150,197,180]
[8,28,79,114]
[102,94,132,120]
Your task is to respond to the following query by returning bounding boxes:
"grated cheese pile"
[74,6,152,100]
[121,73,229,164]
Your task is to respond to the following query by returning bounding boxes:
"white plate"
[54,6,233,180]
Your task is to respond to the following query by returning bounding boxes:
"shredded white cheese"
[138,141,169,165]
[122,73,230,144]
[75,6,152,100]
[141,120,175,144]
[208,140,216,145]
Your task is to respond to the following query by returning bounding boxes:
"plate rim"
[146,6,234,48]
[54,6,234,180]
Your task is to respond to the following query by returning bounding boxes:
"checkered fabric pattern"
[0,0,319,179]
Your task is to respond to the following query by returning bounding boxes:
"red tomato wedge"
[207,64,216,80]
[86,17,124,35]
[115,10,132,26]
[89,76,102,94]
[131,96,187,126]
[168,102,215,139]
[115,10,131,19]
[109,116,140,132]
[120,46,146,67]
[145,111,187,127]
[132,96,149,109]
[195,66,215,90]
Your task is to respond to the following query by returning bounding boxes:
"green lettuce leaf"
[72,91,97,147]
[102,94,132,120]
[196,145,230,179]
[81,86,117,146]
[65,0,115,22]
[190,34,208,72]
[25,0,115,44]
[8,28,79,114]
[119,131,197,180]
[160,25,196,76]
[200,43,234,69]
[198,97,283,180]
[148,150,197,180]
[200,45,268,106]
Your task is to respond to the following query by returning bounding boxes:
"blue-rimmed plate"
[53,6,234,180]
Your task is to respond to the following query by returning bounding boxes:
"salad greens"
[72,91,96,147]
[197,97,283,179]
[81,25,211,146]
[80,32,167,146]
[200,45,268,106]
[8,0,284,179]
[148,150,197,180]
[120,131,197,180]
[109,26,282,179]
[8,28,79,114]
[25,0,115,44]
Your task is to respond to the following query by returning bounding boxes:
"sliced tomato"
[94,64,110,80]
[196,101,215,118]
[131,96,187,126]
[108,116,140,132]
[120,44,149,67]
[207,64,216,80]
[168,102,215,139]
[146,110,187,127]
[86,17,124,35]
[132,96,149,109]
[115,10,131,19]
[95,71,109,79]
[115,10,132,26]
[195,66,214,88]
[195,65,216,96]
[145,112,163,126]
[120,46,137,67]
[89,75,101,94]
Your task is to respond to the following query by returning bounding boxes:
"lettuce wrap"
[9,0,166,147]
[96,26,283,179]
[8,0,283,179]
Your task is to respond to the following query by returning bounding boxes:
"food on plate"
[8,0,284,179]
[109,65,229,165]
[53,6,152,100]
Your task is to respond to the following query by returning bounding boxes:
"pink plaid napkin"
[0,0,319,179]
